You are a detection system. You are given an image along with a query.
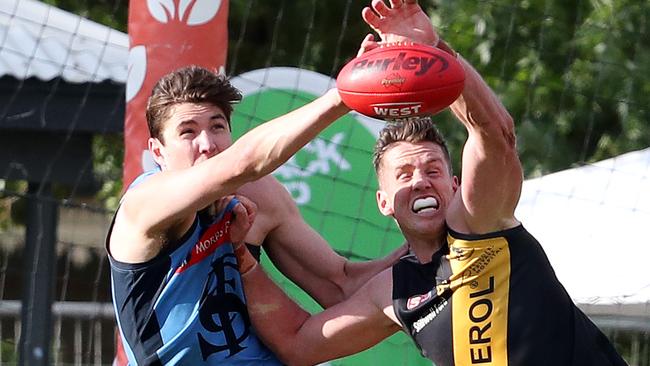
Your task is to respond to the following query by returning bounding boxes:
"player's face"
[376,141,458,236]
[149,102,233,170]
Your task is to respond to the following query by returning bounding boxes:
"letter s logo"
[147,0,222,25]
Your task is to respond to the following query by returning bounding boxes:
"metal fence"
[0,301,116,366]
[0,300,649,365]
[0,194,648,365]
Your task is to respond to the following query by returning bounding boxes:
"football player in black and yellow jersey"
[233,1,628,365]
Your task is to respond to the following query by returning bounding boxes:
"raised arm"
[235,244,400,366]
[239,176,406,307]
[446,57,522,233]
[112,89,348,263]
[247,176,407,306]
[362,0,522,233]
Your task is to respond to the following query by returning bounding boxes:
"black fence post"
[19,181,58,366]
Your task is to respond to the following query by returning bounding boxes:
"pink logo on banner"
[123,0,229,188]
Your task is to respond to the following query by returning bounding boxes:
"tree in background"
[42,0,649,199]
[431,0,650,176]
[9,1,645,364]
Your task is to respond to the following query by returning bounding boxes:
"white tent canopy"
[515,147,650,306]
[0,0,128,83]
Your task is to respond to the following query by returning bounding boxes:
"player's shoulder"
[118,168,163,210]
[239,175,297,214]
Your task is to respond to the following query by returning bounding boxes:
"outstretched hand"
[361,0,438,46]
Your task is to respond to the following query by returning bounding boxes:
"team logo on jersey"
[449,246,474,261]
[197,252,251,360]
[407,291,432,310]
[462,245,503,279]
[436,280,452,296]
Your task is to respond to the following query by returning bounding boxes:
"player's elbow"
[501,119,517,151]
[318,258,359,306]
[338,261,365,301]
[501,114,516,145]
[254,311,317,365]
[488,114,517,154]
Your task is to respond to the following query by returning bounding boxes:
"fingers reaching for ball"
[362,0,438,46]
[357,34,379,56]
[371,0,393,18]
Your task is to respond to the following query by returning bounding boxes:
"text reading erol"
[352,52,447,76]
[468,276,495,364]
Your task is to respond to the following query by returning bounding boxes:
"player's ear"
[148,137,166,169]
[376,190,394,216]
[452,175,459,192]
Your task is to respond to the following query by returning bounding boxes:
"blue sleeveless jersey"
[108,170,282,365]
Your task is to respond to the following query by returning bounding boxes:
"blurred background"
[0,0,648,365]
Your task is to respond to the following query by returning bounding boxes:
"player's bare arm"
[110,89,348,263]
[240,175,407,307]
[446,58,522,234]
[236,244,401,366]
[363,0,522,234]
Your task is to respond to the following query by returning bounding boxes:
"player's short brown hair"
[373,117,452,176]
[146,66,242,141]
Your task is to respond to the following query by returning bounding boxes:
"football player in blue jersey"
[106,64,405,365]
[234,1,627,366]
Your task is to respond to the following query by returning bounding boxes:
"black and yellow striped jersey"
[392,225,627,366]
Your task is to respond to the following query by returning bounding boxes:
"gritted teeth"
[412,197,439,213]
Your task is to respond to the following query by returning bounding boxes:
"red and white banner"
[123,0,229,188]
[116,3,228,363]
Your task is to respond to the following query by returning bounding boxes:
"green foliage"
[41,0,127,32]
[0,339,17,364]
[229,0,650,176]
[54,0,649,187]
[228,0,371,76]
[93,134,124,211]
[26,1,648,364]
[429,0,650,175]
[0,180,27,230]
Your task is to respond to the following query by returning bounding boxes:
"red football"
[336,43,465,120]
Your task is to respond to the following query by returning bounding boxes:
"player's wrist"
[332,88,352,113]
[234,243,258,276]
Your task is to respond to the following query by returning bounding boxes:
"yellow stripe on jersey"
[447,235,511,365]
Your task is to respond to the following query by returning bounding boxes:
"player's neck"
[405,231,447,264]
